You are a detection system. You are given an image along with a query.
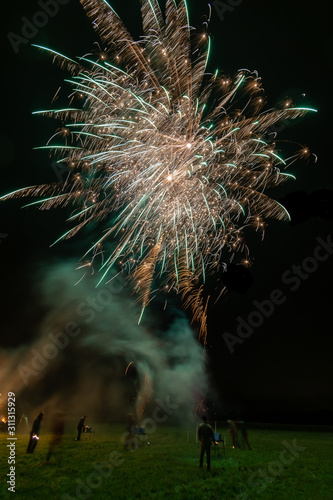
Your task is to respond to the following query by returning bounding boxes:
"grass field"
[1,425,332,499]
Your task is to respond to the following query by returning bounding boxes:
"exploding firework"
[1,0,316,344]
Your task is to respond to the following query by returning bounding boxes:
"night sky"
[0,0,332,424]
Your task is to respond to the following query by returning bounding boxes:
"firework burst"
[2,0,316,344]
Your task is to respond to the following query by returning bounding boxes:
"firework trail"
[1,0,316,344]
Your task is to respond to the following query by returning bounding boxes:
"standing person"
[228,419,238,448]
[26,412,44,453]
[76,415,86,441]
[124,413,135,451]
[198,415,215,470]
[46,412,66,463]
[18,413,29,432]
[238,420,251,450]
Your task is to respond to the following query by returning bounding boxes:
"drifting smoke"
[0,260,208,425]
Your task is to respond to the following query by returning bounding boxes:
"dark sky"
[0,0,332,423]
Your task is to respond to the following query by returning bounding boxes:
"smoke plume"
[0,260,208,427]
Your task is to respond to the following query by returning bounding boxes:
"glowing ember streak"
[125,361,134,376]
[0,0,316,344]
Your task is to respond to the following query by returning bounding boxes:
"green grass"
[1,426,332,499]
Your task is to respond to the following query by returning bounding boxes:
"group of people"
[26,412,89,460]
[26,410,247,470]
[197,416,251,470]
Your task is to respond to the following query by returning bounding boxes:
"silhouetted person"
[26,412,43,453]
[124,413,135,451]
[238,420,251,450]
[198,415,214,470]
[76,415,86,441]
[228,420,238,448]
[18,413,29,432]
[46,412,66,463]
